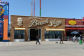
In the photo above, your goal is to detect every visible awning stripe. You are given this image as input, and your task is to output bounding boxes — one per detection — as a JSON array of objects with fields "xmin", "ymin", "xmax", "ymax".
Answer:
[
  {"xmin": 15, "ymin": 28, "xmax": 25, "ymax": 30},
  {"xmin": 46, "ymin": 29, "xmax": 65, "ymax": 31}
]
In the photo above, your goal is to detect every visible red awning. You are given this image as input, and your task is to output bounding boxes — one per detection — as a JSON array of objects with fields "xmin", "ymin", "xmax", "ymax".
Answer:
[{"xmin": 66, "ymin": 28, "xmax": 84, "ymax": 30}]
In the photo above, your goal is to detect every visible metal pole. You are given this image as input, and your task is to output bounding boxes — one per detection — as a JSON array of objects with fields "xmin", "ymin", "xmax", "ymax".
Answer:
[
  {"xmin": 34, "ymin": 0, "xmax": 35, "ymax": 16},
  {"xmin": 8, "ymin": 3, "xmax": 9, "ymax": 34},
  {"xmin": 31, "ymin": 0, "xmax": 33, "ymax": 16},
  {"xmin": 40, "ymin": 0, "xmax": 41, "ymax": 17}
]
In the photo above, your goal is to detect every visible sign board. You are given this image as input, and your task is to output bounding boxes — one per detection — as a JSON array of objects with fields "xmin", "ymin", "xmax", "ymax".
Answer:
[
  {"xmin": 69, "ymin": 20, "xmax": 76, "ymax": 25},
  {"xmin": 29, "ymin": 19, "xmax": 62, "ymax": 27},
  {"xmin": 17, "ymin": 17, "xmax": 23, "ymax": 26},
  {"xmin": 0, "ymin": 5, "xmax": 4, "ymax": 16}
]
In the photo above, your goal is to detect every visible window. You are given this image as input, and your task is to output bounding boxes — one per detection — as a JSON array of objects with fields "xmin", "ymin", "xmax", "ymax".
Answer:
[
  {"xmin": 45, "ymin": 31, "xmax": 62, "ymax": 39},
  {"xmin": 14, "ymin": 30, "xmax": 25, "ymax": 39}
]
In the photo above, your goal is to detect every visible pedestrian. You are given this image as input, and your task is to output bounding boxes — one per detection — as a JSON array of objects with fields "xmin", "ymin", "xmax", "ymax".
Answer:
[
  {"xmin": 73, "ymin": 35, "xmax": 76, "ymax": 42},
  {"xmin": 78, "ymin": 36, "xmax": 80, "ymax": 42},
  {"xmin": 36, "ymin": 35, "xmax": 40, "ymax": 45},
  {"xmin": 59, "ymin": 35, "xmax": 63, "ymax": 44},
  {"xmin": 79, "ymin": 35, "xmax": 83, "ymax": 45}
]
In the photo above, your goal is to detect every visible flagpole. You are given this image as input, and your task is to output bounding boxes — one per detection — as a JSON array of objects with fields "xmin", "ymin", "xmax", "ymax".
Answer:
[
  {"xmin": 40, "ymin": 0, "xmax": 41, "ymax": 17},
  {"xmin": 31, "ymin": 0, "xmax": 33, "ymax": 16},
  {"xmin": 34, "ymin": 0, "xmax": 35, "ymax": 16}
]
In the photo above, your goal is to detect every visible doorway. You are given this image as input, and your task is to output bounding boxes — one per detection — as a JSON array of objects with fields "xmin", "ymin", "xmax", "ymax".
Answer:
[{"xmin": 30, "ymin": 29, "xmax": 41, "ymax": 41}]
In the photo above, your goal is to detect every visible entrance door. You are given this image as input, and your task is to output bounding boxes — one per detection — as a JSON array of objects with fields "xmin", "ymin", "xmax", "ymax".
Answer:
[{"xmin": 30, "ymin": 29, "xmax": 41, "ymax": 41}]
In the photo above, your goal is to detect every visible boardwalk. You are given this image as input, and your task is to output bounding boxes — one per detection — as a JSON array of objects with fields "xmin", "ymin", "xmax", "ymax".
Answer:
[{"xmin": 0, "ymin": 41, "xmax": 83, "ymax": 56}]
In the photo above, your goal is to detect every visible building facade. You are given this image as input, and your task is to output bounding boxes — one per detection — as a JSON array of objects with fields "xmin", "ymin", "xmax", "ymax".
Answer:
[
  {"xmin": 10, "ymin": 15, "xmax": 65, "ymax": 42},
  {"xmin": 65, "ymin": 19, "xmax": 84, "ymax": 41}
]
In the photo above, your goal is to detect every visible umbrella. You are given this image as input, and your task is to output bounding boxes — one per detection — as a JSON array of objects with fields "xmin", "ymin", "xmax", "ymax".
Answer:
[{"xmin": 71, "ymin": 31, "xmax": 79, "ymax": 34}]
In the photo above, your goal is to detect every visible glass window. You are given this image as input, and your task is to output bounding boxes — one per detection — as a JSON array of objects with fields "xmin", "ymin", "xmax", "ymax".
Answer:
[
  {"xmin": 45, "ymin": 31, "xmax": 62, "ymax": 39},
  {"xmin": 14, "ymin": 30, "xmax": 25, "ymax": 39}
]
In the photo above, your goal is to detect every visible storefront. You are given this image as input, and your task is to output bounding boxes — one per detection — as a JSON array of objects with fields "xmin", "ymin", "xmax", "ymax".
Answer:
[
  {"xmin": 65, "ymin": 19, "xmax": 84, "ymax": 41},
  {"xmin": 10, "ymin": 15, "xmax": 65, "ymax": 42}
]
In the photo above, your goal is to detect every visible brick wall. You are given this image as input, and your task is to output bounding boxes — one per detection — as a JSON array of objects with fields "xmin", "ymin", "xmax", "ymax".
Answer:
[{"xmin": 10, "ymin": 15, "xmax": 65, "ymax": 41}]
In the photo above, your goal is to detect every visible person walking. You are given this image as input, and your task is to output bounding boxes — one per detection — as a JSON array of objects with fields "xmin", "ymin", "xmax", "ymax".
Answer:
[
  {"xmin": 36, "ymin": 35, "xmax": 40, "ymax": 45},
  {"xmin": 59, "ymin": 33, "xmax": 63, "ymax": 44},
  {"xmin": 78, "ymin": 36, "xmax": 80, "ymax": 42},
  {"xmin": 73, "ymin": 35, "xmax": 76, "ymax": 42},
  {"xmin": 79, "ymin": 35, "xmax": 83, "ymax": 45}
]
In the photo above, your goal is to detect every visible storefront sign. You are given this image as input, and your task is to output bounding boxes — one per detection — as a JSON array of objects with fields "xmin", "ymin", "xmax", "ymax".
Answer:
[
  {"xmin": 48, "ymin": 19, "xmax": 62, "ymax": 27},
  {"xmin": 17, "ymin": 17, "xmax": 23, "ymax": 26},
  {"xmin": 29, "ymin": 19, "xmax": 62, "ymax": 27},
  {"xmin": 29, "ymin": 19, "xmax": 48, "ymax": 27},
  {"xmin": 69, "ymin": 20, "xmax": 76, "ymax": 25}
]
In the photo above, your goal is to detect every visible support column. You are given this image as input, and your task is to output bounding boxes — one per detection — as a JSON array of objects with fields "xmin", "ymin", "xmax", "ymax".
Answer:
[
  {"xmin": 41, "ymin": 28, "xmax": 45, "ymax": 41},
  {"xmin": 62, "ymin": 31, "xmax": 65, "ymax": 41},
  {"xmin": 64, "ymin": 31, "xmax": 67, "ymax": 41},
  {"xmin": 10, "ymin": 27, "xmax": 14, "ymax": 42},
  {"xmin": 25, "ymin": 28, "xmax": 28, "ymax": 41},
  {"xmin": 3, "ymin": 16, "xmax": 9, "ymax": 42}
]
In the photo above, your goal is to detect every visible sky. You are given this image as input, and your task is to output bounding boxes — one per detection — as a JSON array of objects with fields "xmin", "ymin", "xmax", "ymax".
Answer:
[{"xmin": 2, "ymin": 0, "xmax": 84, "ymax": 22}]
